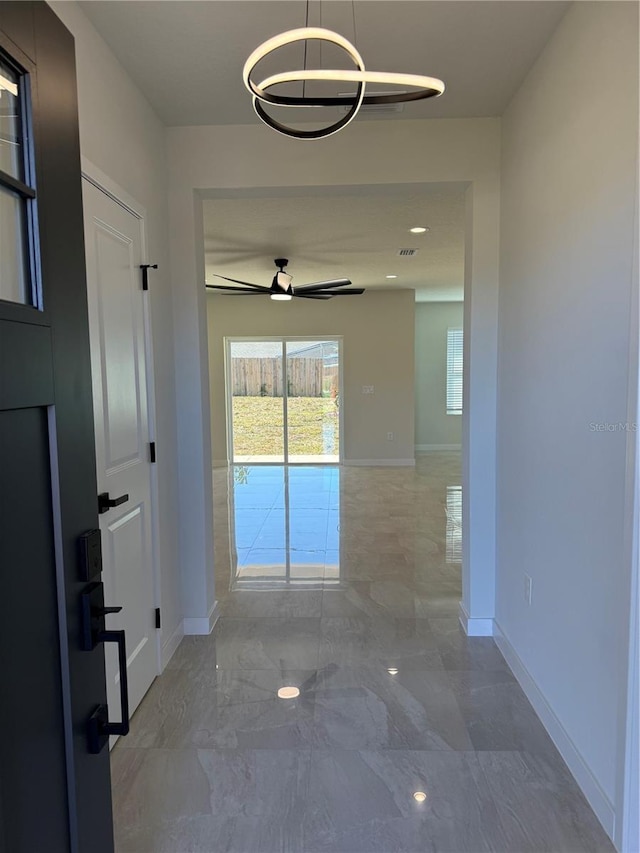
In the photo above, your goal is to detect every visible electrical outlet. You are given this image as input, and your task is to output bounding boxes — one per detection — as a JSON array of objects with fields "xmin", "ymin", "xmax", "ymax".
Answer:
[
  {"xmin": 362, "ymin": 385, "xmax": 374, "ymax": 394},
  {"xmin": 387, "ymin": 432, "xmax": 394, "ymax": 441},
  {"xmin": 524, "ymin": 574, "xmax": 532, "ymax": 605}
]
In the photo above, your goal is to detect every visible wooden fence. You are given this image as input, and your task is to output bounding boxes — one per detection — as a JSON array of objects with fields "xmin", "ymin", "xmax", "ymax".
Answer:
[{"xmin": 231, "ymin": 358, "xmax": 338, "ymax": 397}]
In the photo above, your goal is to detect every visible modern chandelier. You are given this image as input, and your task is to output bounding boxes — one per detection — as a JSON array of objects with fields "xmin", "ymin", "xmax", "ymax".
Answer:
[{"xmin": 243, "ymin": 5, "xmax": 445, "ymax": 140}]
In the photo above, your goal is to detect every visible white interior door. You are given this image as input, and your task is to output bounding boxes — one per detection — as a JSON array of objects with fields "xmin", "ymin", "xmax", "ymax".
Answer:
[{"xmin": 82, "ymin": 178, "xmax": 158, "ymax": 732}]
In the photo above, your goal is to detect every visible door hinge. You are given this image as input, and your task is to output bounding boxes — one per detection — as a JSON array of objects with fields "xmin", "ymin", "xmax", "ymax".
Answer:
[
  {"xmin": 140, "ymin": 263, "xmax": 158, "ymax": 291},
  {"xmin": 155, "ymin": 607, "xmax": 161, "ymax": 630},
  {"xmin": 149, "ymin": 441, "xmax": 156, "ymax": 463}
]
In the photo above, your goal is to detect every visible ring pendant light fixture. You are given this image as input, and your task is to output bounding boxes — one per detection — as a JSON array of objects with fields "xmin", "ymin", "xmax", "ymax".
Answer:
[{"xmin": 243, "ymin": 3, "xmax": 445, "ymax": 140}]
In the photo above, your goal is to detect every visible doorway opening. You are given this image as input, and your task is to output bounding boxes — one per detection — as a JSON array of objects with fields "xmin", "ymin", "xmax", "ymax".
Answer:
[{"xmin": 225, "ymin": 337, "xmax": 342, "ymax": 464}]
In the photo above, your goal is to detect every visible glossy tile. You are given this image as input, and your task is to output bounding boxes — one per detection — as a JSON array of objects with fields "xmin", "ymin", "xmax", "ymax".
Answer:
[
  {"xmin": 413, "ymin": 592, "xmax": 461, "ymax": 619},
  {"xmin": 445, "ymin": 670, "xmax": 562, "ymax": 758},
  {"xmin": 429, "ymin": 617, "xmax": 513, "ymax": 671},
  {"xmin": 164, "ymin": 633, "xmax": 219, "ymax": 676},
  {"xmin": 311, "ymin": 665, "xmax": 471, "ymax": 750},
  {"xmin": 303, "ymin": 750, "xmax": 508, "ymax": 852},
  {"xmin": 113, "ymin": 456, "xmax": 609, "ymax": 853},
  {"xmin": 288, "ymin": 508, "xmax": 332, "ymax": 532},
  {"xmin": 289, "ymin": 528, "xmax": 328, "ymax": 551},
  {"xmin": 120, "ymin": 668, "xmax": 319, "ymax": 750},
  {"xmin": 318, "ymin": 616, "xmax": 441, "ymax": 670},
  {"xmin": 112, "ymin": 747, "xmax": 309, "ymax": 852},
  {"xmin": 213, "ymin": 617, "xmax": 320, "ymax": 670},
  {"xmin": 478, "ymin": 751, "xmax": 615, "ymax": 852},
  {"xmin": 322, "ymin": 579, "xmax": 456, "ymax": 619},
  {"xmin": 220, "ymin": 590, "xmax": 323, "ymax": 618}
]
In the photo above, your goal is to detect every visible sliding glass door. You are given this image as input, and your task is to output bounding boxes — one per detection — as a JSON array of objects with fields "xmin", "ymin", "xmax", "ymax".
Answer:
[
  {"xmin": 228, "ymin": 341, "xmax": 285, "ymax": 463},
  {"xmin": 227, "ymin": 337, "xmax": 341, "ymax": 464},
  {"xmin": 286, "ymin": 340, "xmax": 340, "ymax": 463}
]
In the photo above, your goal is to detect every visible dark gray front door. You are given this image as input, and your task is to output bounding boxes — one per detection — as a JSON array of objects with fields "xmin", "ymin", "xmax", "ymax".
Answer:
[{"xmin": 0, "ymin": 3, "xmax": 114, "ymax": 851}]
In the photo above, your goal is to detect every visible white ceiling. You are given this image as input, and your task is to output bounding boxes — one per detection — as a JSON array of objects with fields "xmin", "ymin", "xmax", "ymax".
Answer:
[
  {"xmin": 202, "ymin": 184, "xmax": 466, "ymax": 301},
  {"xmin": 79, "ymin": 1, "xmax": 569, "ymax": 127},
  {"xmin": 79, "ymin": 1, "xmax": 568, "ymax": 302}
]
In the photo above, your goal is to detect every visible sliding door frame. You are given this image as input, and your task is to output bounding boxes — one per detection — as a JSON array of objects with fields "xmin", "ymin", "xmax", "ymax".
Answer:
[{"xmin": 224, "ymin": 335, "xmax": 344, "ymax": 465}]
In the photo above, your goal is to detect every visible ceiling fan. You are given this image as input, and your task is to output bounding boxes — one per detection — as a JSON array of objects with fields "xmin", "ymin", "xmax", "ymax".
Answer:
[{"xmin": 205, "ymin": 258, "xmax": 365, "ymax": 301}]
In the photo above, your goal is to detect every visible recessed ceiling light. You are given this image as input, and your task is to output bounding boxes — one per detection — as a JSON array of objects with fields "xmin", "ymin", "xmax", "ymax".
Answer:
[
  {"xmin": 413, "ymin": 791, "xmax": 427, "ymax": 803},
  {"xmin": 385, "ymin": 275, "xmax": 398, "ymax": 279},
  {"xmin": 387, "ymin": 668, "xmax": 399, "ymax": 675},
  {"xmin": 409, "ymin": 226, "xmax": 429, "ymax": 234},
  {"xmin": 277, "ymin": 686, "xmax": 300, "ymax": 699}
]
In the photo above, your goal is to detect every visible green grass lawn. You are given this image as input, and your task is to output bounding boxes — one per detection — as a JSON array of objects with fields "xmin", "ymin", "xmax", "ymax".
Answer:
[{"xmin": 232, "ymin": 396, "xmax": 339, "ymax": 457}]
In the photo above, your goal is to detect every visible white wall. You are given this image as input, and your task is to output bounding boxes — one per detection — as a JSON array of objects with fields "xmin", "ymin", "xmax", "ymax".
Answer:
[
  {"xmin": 496, "ymin": 2, "xmax": 638, "ymax": 843},
  {"xmin": 49, "ymin": 2, "xmax": 183, "ymax": 665},
  {"xmin": 208, "ymin": 290, "xmax": 416, "ymax": 464},
  {"xmin": 167, "ymin": 117, "xmax": 501, "ymax": 634},
  {"xmin": 415, "ymin": 302, "xmax": 463, "ymax": 450}
]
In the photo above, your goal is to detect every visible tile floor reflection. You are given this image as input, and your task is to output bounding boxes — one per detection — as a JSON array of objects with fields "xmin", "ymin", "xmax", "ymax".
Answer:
[
  {"xmin": 227, "ymin": 465, "xmax": 340, "ymax": 589},
  {"xmin": 112, "ymin": 455, "xmax": 613, "ymax": 853}
]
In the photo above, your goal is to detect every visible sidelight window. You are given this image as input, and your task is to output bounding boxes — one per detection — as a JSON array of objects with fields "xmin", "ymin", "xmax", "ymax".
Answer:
[{"xmin": 0, "ymin": 53, "xmax": 38, "ymax": 307}]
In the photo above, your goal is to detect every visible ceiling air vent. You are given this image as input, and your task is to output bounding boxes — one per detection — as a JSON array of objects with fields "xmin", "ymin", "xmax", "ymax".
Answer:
[
  {"xmin": 397, "ymin": 248, "xmax": 419, "ymax": 257},
  {"xmin": 337, "ymin": 92, "xmax": 406, "ymax": 115}
]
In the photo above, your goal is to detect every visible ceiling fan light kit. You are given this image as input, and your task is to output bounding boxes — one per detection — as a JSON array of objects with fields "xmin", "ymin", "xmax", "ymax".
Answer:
[
  {"xmin": 206, "ymin": 258, "xmax": 365, "ymax": 301},
  {"xmin": 243, "ymin": 21, "xmax": 445, "ymax": 140}
]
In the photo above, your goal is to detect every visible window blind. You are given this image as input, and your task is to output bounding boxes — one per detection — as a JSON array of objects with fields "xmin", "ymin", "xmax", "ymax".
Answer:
[{"xmin": 446, "ymin": 328, "xmax": 463, "ymax": 415}]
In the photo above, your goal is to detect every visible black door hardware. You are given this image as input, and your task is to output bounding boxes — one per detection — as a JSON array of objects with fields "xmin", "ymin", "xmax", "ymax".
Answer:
[
  {"xmin": 81, "ymin": 581, "xmax": 130, "ymax": 753},
  {"xmin": 87, "ymin": 628, "xmax": 130, "ymax": 753},
  {"xmin": 80, "ymin": 581, "xmax": 122, "ymax": 651},
  {"xmin": 97, "ymin": 491, "xmax": 129, "ymax": 514},
  {"xmin": 78, "ymin": 528, "xmax": 103, "ymax": 582},
  {"xmin": 140, "ymin": 263, "xmax": 158, "ymax": 291}
]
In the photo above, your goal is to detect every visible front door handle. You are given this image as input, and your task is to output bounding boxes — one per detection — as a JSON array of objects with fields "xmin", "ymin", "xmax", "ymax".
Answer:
[
  {"xmin": 80, "ymin": 582, "xmax": 131, "ymax": 753},
  {"xmin": 87, "ymin": 629, "xmax": 130, "ymax": 753},
  {"xmin": 80, "ymin": 582, "xmax": 122, "ymax": 650},
  {"xmin": 98, "ymin": 492, "xmax": 129, "ymax": 514}
]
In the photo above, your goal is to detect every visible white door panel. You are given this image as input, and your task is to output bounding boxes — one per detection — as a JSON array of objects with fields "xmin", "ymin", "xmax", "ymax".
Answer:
[
  {"xmin": 83, "ymin": 179, "xmax": 157, "ymax": 733},
  {"xmin": 94, "ymin": 220, "xmax": 144, "ymax": 469}
]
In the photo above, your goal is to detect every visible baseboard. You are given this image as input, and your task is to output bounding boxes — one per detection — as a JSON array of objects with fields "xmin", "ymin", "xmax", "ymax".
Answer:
[
  {"xmin": 161, "ymin": 619, "xmax": 184, "ymax": 670},
  {"xmin": 415, "ymin": 444, "xmax": 462, "ymax": 453},
  {"xmin": 493, "ymin": 621, "xmax": 616, "ymax": 842},
  {"xmin": 342, "ymin": 458, "xmax": 416, "ymax": 467},
  {"xmin": 458, "ymin": 601, "xmax": 494, "ymax": 636},
  {"xmin": 183, "ymin": 600, "xmax": 220, "ymax": 636}
]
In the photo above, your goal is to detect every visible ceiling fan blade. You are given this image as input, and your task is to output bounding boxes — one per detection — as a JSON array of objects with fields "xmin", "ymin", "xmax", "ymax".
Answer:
[
  {"xmin": 206, "ymin": 284, "xmax": 264, "ymax": 294},
  {"xmin": 301, "ymin": 288, "xmax": 365, "ymax": 296},
  {"xmin": 295, "ymin": 293, "xmax": 333, "ymax": 300},
  {"xmin": 295, "ymin": 278, "xmax": 352, "ymax": 293},
  {"xmin": 212, "ymin": 273, "xmax": 271, "ymax": 292}
]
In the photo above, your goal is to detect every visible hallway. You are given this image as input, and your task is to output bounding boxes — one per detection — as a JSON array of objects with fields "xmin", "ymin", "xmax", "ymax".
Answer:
[{"xmin": 111, "ymin": 456, "xmax": 612, "ymax": 852}]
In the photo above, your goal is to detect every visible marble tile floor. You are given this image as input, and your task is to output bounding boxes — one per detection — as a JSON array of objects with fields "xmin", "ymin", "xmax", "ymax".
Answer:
[{"xmin": 112, "ymin": 456, "xmax": 613, "ymax": 853}]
